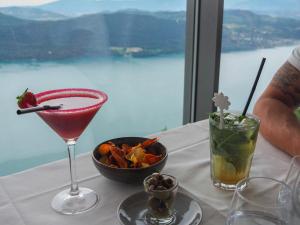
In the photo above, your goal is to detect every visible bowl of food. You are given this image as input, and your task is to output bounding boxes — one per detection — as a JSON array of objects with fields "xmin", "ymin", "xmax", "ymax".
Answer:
[{"xmin": 92, "ymin": 137, "xmax": 168, "ymax": 184}]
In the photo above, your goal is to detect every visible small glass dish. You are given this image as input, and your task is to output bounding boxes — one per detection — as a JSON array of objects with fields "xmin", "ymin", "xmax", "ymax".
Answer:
[{"xmin": 143, "ymin": 173, "xmax": 178, "ymax": 225}]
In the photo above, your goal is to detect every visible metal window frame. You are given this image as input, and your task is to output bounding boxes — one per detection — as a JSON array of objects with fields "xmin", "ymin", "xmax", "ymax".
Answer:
[{"xmin": 183, "ymin": 0, "xmax": 224, "ymax": 123}]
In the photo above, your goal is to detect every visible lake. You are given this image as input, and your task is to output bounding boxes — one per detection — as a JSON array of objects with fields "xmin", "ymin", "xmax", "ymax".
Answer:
[{"xmin": 0, "ymin": 45, "xmax": 297, "ymax": 175}]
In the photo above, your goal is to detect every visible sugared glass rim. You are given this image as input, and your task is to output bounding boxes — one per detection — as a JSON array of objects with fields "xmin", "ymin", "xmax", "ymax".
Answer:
[
  {"xmin": 143, "ymin": 174, "xmax": 178, "ymax": 193},
  {"xmin": 35, "ymin": 88, "xmax": 108, "ymax": 113},
  {"xmin": 209, "ymin": 111, "xmax": 260, "ymax": 130},
  {"xmin": 235, "ymin": 176, "xmax": 291, "ymax": 210}
]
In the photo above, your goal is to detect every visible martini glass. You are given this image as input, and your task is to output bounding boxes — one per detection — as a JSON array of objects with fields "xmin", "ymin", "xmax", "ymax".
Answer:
[{"xmin": 35, "ymin": 88, "xmax": 108, "ymax": 215}]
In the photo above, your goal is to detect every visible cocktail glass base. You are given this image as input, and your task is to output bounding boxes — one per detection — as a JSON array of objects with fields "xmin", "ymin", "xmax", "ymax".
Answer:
[{"xmin": 51, "ymin": 187, "xmax": 99, "ymax": 215}]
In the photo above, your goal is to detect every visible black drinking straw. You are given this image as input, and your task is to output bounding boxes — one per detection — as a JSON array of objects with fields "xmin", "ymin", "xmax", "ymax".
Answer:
[
  {"xmin": 17, "ymin": 105, "xmax": 62, "ymax": 115},
  {"xmin": 242, "ymin": 57, "xmax": 266, "ymax": 116}
]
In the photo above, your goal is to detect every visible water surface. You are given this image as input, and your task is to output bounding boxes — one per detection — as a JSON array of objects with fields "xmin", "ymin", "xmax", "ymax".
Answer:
[{"xmin": 0, "ymin": 45, "xmax": 297, "ymax": 175}]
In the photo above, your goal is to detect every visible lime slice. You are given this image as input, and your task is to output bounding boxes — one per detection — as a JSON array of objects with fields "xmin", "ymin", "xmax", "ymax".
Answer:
[{"xmin": 212, "ymin": 155, "xmax": 236, "ymax": 182}]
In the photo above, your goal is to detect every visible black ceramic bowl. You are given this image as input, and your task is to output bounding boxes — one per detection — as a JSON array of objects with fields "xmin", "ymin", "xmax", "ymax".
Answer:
[{"xmin": 92, "ymin": 137, "xmax": 168, "ymax": 184}]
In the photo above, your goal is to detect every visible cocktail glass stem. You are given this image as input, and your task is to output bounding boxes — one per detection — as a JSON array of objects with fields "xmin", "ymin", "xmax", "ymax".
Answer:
[
  {"xmin": 51, "ymin": 139, "xmax": 99, "ymax": 214},
  {"xmin": 67, "ymin": 140, "xmax": 79, "ymax": 195}
]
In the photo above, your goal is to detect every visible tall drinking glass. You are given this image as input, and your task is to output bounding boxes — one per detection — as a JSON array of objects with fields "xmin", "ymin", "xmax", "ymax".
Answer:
[
  {"xmin": 227, "ymin": 177, "xmax": 292, "ymax": 225},
  {"xmin": 35, "ymin": 88, "xmax": 108, "ymax": 214},
  {"xmin": 209, "ymin": 112, "xmax": 260, "ymax": 190}
]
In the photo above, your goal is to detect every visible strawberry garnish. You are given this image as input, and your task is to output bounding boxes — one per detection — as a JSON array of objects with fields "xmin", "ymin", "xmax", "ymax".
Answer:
[{"xmin": 17, "ymin": 88, "xmax": 37, "ymax": 109}]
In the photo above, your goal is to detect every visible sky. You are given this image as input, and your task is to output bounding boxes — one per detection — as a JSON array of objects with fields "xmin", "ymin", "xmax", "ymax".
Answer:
[{"xmin": 0, "ymin": 0, "xmax": 57, "ymax": 7}]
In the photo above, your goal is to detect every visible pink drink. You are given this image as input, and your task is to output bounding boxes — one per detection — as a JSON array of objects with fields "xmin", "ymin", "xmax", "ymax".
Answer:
[{"xmin": 35, "ymin": 88, "xmax": 108, "ymax": 141}]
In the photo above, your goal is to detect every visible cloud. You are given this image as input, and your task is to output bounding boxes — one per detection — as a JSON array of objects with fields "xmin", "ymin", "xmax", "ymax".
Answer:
[{"xmin": 0, "ymin": 0, "xmax": 58, "ymax": 7}]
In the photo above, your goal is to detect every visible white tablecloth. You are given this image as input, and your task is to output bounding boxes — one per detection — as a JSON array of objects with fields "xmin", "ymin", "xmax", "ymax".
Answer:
[{"xmin": 0, "ymin": 120, "xmax": 296, "ymax": 225}]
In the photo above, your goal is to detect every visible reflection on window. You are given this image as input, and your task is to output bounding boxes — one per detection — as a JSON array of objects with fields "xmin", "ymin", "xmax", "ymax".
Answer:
[
  {"xmin": 220, "ymin": 0, "xmax": 300, "ymax": 111},
  {"xmin": 0, "ymin": 0, "xmax": 187, "ymax": 175}
]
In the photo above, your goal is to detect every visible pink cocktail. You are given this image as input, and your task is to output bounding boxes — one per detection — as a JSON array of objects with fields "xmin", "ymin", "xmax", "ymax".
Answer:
[
  {"xmin": 36, "ymin": 89, "xmax": 106, "ymax": 141},
  {"xmin": 35, "ymin": 88, "xmax": 108, "ymax": 215}
]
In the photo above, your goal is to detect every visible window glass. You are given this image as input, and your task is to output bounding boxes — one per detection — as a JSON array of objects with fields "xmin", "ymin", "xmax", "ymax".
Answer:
[
  {"xmin": 0, "ymin": 0, "xmax": 187, "ymax": 175},
  {"xmin": 220, "ymin": 0, "xmax": 300, "ymax": 111}
]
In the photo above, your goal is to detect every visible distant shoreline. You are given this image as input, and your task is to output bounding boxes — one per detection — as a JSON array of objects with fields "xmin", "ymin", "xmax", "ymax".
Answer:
[{"xmin": 1, "ymin": 43, "xmax": 299, "ymax": 65}]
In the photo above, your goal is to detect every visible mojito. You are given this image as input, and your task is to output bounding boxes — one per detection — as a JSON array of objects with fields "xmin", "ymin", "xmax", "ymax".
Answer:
[{"xmin": 209, "ymin": 112, "xmax": 260, "ymax": 190}]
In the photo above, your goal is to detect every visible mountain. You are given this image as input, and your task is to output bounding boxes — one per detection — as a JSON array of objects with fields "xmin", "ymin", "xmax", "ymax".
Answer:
[
  {"xmin": 0, "ymin": 7, "xmax": 67, "ymax": 20},
  {"xmin": 222, "ymin": 10, "xmax": 300, "ymax": 51},
  {"xmin": 38, "ymin": 0, "xmax": 186, "ymax": 16},
  {"xmin": 0, "ymin": 10, "xmax": 299, "ymax": 61},
  {"xmin": 0, "ymin": 12, "xmax": 29, "ymax": 26},
  {"xmin": 225, "ymin": 0, "xmax": 300, "ymax": 18},
  {"xmin": 119, "ymin": 9, "xmax": 186, "ymax": 22},
  {"xmin": 38, "ymin": 0, "xmax": 300, "ymax": 18},
  {"xmin": 225, "ymin": 0, "xmax": 300, "ymax": 11},
  {"xmin": 0, "ymin": 11, "xmax": 185, "ymax": 61}
]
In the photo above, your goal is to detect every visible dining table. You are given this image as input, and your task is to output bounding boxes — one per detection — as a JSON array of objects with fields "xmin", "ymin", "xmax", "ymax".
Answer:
[{"xmin": 0, "ymin": 119, "xmax": 297, "ymax": 225}]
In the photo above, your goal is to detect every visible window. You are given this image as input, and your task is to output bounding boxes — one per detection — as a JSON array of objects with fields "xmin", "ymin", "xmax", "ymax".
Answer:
[
  {"xmin": 188, "ymin": 0, "xmax": 300, "ymax": 121},
  {"xmin": 219, "ymin": 0, "xmax": 300, "ymax": 111},
  {"xmin": 184, "ymin": 0, "xmax": 223, "ymax": 122},
  {"xmin": 0, "ymin": 0, "xmax": 189, "ymax": 175}
]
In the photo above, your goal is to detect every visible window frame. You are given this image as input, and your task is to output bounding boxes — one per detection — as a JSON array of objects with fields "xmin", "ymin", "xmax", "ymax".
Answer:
[{"xmin": 183, "ymin": 0, "xmax": 224, "ymax": 123}]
